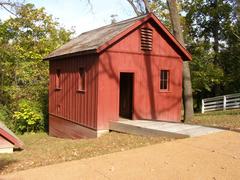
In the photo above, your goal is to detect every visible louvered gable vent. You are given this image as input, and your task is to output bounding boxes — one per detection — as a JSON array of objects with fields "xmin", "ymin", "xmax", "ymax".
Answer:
[{"xmin": 141, "ymin": 28, "xmax": 153, "ymax": 51}]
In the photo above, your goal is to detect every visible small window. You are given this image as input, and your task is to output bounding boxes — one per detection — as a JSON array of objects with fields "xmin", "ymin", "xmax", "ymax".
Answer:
[
  {"xmin": 160, "ymin": 70, "xmax": 169, "ymax": 91},
  {"xmin": 56, "ymin": 69, "xmax": 61, "ymax": 89},
  {"xmin": 78, "ymin": 68, "xmax": 85, "ymax": 91},
  {"xmin": 141, "ymin": 28, "xmax": 153, "ymax": 51}
]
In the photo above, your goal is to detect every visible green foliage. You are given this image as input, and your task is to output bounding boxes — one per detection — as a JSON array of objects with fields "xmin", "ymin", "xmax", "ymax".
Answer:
[
  {"xmin": 182, "ymin": 0, "xmax": 233, "ymax": 44},
  {"xmin": 149, "ymin": 0, "xmax": 171, "ymax": 29},
  {"xmin": 0, "ymin": 3, "xmax": 73, "ymax": 133},
  {"xmin": 188, "ymin": 42, "xmax": 224, "ymax": 110},
  {"xmin": 179, "ymin": 0, "xmax": 240, "ymax": 110},
  {"xmin": 0, "ymin": 3, "xmax": 73, "ymax": 101},
  {"xmin": 13, "ymin": 100, "xmax": 45, "ymax": 134},
  {"xmin": 0, "ymin": 107, "xmax": 7, "ymax": 122},
  {"xmin": 0, "ymin": 104, "xmax": 11, "ymax": 125},
  {"xmin": 189, "ymin": 43, "xmax": 224, "ymax": 93},
  {"xmin": 218, "ymin": 18, "xmax": 240, "ymax": 93}
]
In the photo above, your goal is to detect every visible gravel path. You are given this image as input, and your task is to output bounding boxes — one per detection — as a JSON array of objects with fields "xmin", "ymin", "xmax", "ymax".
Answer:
[{"xmin": 1, "ymin": 131, "xmax": 240, "ymax": 180}]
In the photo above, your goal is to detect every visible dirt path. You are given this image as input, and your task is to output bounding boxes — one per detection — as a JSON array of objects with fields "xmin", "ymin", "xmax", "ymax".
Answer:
[{"xmin": 1, "ymin": 131, "xmax": 240, "ymax": 180}]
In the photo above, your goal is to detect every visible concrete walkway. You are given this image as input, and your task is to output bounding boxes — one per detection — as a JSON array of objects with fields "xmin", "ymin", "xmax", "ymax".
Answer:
[
  {"xmin": 1, "ymin": 131, "xmax": 240, "ymax": 180},
  {"xmin": 110, "ymin": 120, "xmax": 224, "ymax": 138}
]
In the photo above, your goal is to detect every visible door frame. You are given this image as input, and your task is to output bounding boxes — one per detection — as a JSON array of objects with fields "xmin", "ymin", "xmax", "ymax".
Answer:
[{"xmin": 118, "ymin": 72, "xmax": 135, "ymax": 120}]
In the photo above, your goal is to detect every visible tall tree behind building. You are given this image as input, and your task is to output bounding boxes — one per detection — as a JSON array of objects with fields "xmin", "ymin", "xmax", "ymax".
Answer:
[{"xmin": 166, "ymin": 0, "xmax": 193, "ymax": 121}]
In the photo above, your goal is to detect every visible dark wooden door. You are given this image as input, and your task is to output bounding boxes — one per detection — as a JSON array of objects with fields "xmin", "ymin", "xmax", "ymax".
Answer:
[{"xmin": 119, "ymin": 73, "xmax": 133, "ymax": 119}]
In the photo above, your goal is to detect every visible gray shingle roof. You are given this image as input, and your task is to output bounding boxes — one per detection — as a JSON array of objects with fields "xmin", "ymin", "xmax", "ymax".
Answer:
[{"xmin": 46, "ymin": 14, "xmax": 147, "ymax": 59}]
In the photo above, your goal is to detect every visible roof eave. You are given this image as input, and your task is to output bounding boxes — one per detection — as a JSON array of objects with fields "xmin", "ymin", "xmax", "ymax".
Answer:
[
  {"xmin": 149, "ymin": 13, "xmax": 192, "ymax": 61},
  {"xmin": 43, "ymin": 49, "xmax": 98, "ymax": 61},
  {"xmin": 0, "ymin": 128, "xmax": 24, "ymax": 149}
]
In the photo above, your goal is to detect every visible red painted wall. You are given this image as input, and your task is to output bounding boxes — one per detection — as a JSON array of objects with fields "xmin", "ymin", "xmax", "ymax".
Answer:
[
  {"xmin": 49, "ymin": 20, "xmax": 184, "ymax": 136},
  {"xmin": 49, "ymin": 54, "xmax": 98, "ymax": 130},
  {"xmin": 97, "ymin": 21, "xmax": 183, "ymax": 130}
]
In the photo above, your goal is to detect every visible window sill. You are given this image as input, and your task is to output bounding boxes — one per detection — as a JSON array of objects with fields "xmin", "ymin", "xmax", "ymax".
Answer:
[{"xmin": 159, "ymin": 90, "xmax": 171, "ymax": 93}]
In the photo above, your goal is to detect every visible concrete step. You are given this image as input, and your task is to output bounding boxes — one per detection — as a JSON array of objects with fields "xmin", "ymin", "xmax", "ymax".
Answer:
[
  {"xmin": 110, "ymin": 121, "xmax": 189, "ymax": 139},
  {"xmin": 110, "ymin": 120, "xmax": 225, "ymax": 138},
  {"xmin": 176, "ymin": 126, "xmax": 224, "ymax": 137}
]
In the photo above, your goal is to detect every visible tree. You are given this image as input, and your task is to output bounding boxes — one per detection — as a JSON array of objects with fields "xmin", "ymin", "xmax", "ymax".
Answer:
[
  {"xmin": 166, "ymin": 0, "xmax": 194, "ymax": 121},
  {"xmin": 127, "ymin": 0, "xmax": 171, "ymax": 28},
  {"xmin": 217, "ymin": 0, "xmax": 240, "ymax": 93},
  {"xmin": 182, "ymin": 0, "xmax": 239, "ymax": 97},
  {"xmin": 127, "ymin": 0, "xmax": 150, "ymax": 15},
  {"xmin": 150, "ymin": 0, "xmax": 171, "ymax": 29},
  {"xmin": 0, "ymin": 3, "xmax": 73, "ymax": 132},
  {"xmin": 236, "ymin": 0, "xmax": 240, "ymax": 21},
  {"xmin": 188, "ymin": 42, "xmax": 224, "ymax": 110},
  {"xmin": 182, "ymin": 0, "xmax": 233, "ymax": 65},
  {"xmin": 0, "ymin": 0, "xmax": 23, "ymax": 15}
]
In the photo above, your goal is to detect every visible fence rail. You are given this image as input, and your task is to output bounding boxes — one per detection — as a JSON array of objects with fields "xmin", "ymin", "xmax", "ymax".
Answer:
[{"xmin": 202, "ymin": 93, "xmax": 240, "ymax": 113}]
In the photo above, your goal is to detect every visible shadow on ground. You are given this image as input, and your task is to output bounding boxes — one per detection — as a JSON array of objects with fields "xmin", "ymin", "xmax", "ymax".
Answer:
[{"xmin": 0, "ymin": 158, "xmax": 17, "ymax": 172}]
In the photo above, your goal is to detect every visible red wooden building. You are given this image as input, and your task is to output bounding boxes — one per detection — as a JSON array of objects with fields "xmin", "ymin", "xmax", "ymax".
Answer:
[
  {"xmin": 45, "ymin": 13, "xmax": 192, "ymax": 139},
  {"xmin": 0, "ymin": 121, "xmax": 24, "ymax": 153}
]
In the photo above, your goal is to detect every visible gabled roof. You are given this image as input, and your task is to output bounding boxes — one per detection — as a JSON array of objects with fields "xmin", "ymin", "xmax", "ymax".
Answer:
[
  {"xmin": 45, "ymin": 13, "xmax": 191, "ymax": 61},
  {"xmin": 0, "ymin": 121, "xmax": 24, "ymax": 149}
]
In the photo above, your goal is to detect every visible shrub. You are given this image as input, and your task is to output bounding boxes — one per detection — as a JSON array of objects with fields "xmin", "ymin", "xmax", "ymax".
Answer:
[
  {"xmin": 13, "ymin": 100, "xmax": 45, "ymax": 134},
  {"xmin": 0, "ymin": 105, "xmax": 8, "ymax": 122},
  {"xmin": 0, "ymin": 105, "xmax": 13, "ymax": 127}
]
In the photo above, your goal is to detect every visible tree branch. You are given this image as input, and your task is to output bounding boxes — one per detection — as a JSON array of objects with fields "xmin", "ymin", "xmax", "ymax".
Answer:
[
  {"xmin": 0, "ymin": 4, "xmax": 16, "ymax": 16},
  {"xmin": 143, "ymin": 0, "xmax": 151, "ymax": 13},
  {"xmin": 0, "ymin": 0, "xmax": 23, "ymax": 16},
  {"xmin": 127, "ymin": 0, "xmax": 142, "ymax": 16},
  {"xmin": 232, "ymin": 31, "xmax": 240, "ymax": 40},
  {"xmin": 86, "ymin": 0, "xmax": 94, "ymax": 13}
]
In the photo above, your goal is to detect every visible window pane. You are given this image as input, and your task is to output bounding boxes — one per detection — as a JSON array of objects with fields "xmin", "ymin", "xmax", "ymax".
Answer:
[
  {"xmin": 79, "ymin": 68, "xmax": 85, "ymax": 91},
  {"xmin": 160, "ymin": 80, "xmax": 164, "ymax": 89},
  {"xmin": 56, "ymin": 69, "xmax": 60, "ymax": 89},
  {"xmin": 164, "ymin": 80, "xmax": 167, "ymax": 89},
  {"xmin": 160, "ymin": 70, "xmax": 169, "ymax": 90},
  {"xmin": 161, "ymin": 70, "xmax": 165, "ymax": 80}
]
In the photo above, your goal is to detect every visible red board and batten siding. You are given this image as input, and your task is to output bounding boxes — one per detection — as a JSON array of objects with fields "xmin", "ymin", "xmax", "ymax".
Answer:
[
  {"xmin": 97, "ymin": 21, "xmax": 183, "ymax": 130},
  {"xmin": 47, "ymin": 14, "xmax": 190, "ymax": 138},
  {"xmin": 49, "ymin": 54, "xmax": 99, "ymax": 136}
]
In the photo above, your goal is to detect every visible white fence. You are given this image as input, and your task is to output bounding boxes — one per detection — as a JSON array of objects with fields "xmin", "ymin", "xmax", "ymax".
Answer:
[{"xmin": 202, "ymin": 93, "xmax": 240, "ymax": 113}]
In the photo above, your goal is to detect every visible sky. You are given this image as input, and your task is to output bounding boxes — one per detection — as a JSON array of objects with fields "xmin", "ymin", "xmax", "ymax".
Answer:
[{"xmin": 0, "ymin": 0, "xmax": 136, "ymax": 36}]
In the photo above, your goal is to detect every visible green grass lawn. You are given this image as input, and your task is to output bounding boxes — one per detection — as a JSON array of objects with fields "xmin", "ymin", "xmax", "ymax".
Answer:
[
  {"xmin": 187, "ymin": 109, "xmax": 240, "ymax": 129},
  {"xmin": 0, "ymin": 132, "xmax": 173, "ymax": 175}
]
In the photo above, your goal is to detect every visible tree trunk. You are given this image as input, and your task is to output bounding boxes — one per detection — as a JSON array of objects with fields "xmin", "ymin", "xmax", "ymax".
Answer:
[
  {"xmin": 167, "ymin": 0, "xmax": 194, "ymax": 121},
  {"xmin": 143, "ymin": 0, "xmax": 150, "ymax": 13},
  {"xmin": 127, "ymin": 0, "xmax": 143, "ymax": 16},
  {"xmin": 236, "ymin": 0, "xmax": 240, "ymax": 22},
  {"xmin": 126, "ymin": 0, "xmax": 150, "ymax": 16},
  {"xmin": 212, "ymin": 0, "xmax": 220, "ymax": 64}
]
